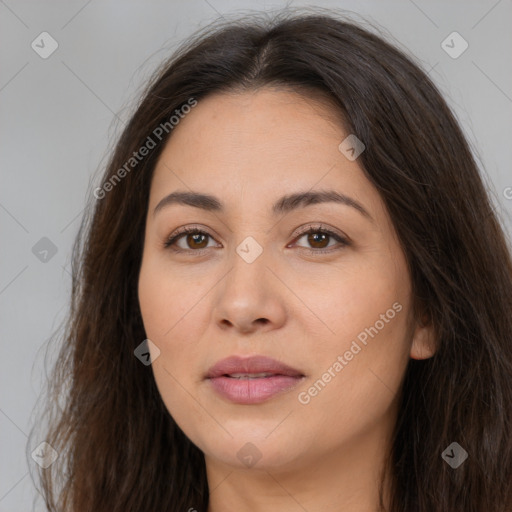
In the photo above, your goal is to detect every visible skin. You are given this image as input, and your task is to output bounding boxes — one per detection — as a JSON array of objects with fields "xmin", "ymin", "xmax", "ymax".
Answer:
[{"xmin": 138, "ymin": 87, "xmax": 436, "ymax": 512}]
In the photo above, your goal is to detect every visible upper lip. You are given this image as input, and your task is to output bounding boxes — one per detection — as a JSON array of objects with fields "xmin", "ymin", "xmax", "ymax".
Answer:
[{"xmin": 206, "ymin": 355, "xmax": 304, "ymax": 379}]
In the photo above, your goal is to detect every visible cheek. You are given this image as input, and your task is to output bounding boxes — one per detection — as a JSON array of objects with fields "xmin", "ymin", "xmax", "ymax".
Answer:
[
  {"xmin": 300, "ymin": 259, "xmax": 411, "ymax": 411},
  {"xmin": 317, "ymin": 256, "xmax": 408, "ymax": 346},
  {"xmin": 295, "ymin": 310, "xmax": 410, "ymax": 452},
  {"xmin": 138, "ymin": 261, "xmax": 209, "ymax": 433},
  {"xmin": 138, "ymin": 253, "xmax": 164, "ymax": 331},
  {"xmin": 138, "ymin": 255, "xmax": 206, "ymax": 340},
  {"xmin": 137, "ymin": 257, "xmax": 211, "ymax": 389}
]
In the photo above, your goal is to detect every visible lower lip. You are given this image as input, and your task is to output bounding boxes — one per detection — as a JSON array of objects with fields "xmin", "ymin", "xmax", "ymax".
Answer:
[{"xmin": 207, "ymin": 375, "xmax": 304, "ymax": 404}]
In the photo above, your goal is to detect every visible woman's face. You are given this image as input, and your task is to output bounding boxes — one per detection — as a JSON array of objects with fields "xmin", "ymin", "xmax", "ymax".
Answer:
[{"xmin": 138, "ymin": 87, "xmax": 434, "ymax": 473}]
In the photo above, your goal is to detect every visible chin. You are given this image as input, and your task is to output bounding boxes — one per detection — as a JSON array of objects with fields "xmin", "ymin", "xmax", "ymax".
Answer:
[{"xmin": 197, "ymin": 428, "xmax": 308, "ymax": 472}]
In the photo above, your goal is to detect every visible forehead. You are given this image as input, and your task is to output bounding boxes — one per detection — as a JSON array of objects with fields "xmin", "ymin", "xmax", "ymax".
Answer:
[{"xmin": 149, "ymin": 88, "xmax": 383, "ymax": 220}]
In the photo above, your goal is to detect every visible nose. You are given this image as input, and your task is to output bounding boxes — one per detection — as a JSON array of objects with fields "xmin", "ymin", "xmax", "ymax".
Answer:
[{"xmin": 212, "ymin": 248, "xmax": 287, "ymax": 335}]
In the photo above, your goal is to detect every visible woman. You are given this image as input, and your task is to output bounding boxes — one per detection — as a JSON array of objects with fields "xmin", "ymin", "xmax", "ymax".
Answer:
[{"xmin": 32, "ymin": 10, "xmax": 512, "ymax": 512}]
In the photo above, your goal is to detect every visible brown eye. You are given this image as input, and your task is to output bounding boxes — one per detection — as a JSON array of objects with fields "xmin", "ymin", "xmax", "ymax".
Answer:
[
  {"xmin": 305, "ymin": 232, "xmax": 330, "ymax": 249},
  {"xmin": 293, "ymin": 227, "xmax": 349, "ymax": 253},
  {"xmin": 164, "ymin": 228, "xmax": 216, "ymax": 252},
  {"xmin": 184, "ymin": 233, "xmax": 209, "ymax": 249},
  {"xmin": 164, "ymin": 225, "xmax": 349, "ymax": 255}
]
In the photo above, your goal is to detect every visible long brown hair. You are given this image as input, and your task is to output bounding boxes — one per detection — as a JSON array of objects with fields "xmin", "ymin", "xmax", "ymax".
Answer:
[{"xmin": 30, "ymin": 10, "xmax": 512, "ymax": 511}]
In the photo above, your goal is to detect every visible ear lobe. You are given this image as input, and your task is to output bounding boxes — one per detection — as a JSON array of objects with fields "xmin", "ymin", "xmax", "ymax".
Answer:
[{"xmin": 410, "ymin": 313, "xmax": 437, "ymax": 360}]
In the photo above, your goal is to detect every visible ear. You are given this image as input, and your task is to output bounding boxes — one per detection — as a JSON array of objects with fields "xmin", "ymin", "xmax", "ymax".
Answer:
[{"xmin": 410, "ymin": 311, "xmax": 437, "ymax": 360}]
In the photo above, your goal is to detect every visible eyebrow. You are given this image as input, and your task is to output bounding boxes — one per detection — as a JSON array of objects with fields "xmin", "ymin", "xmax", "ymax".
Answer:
[{"xmin": 153, "ymin": 189, "xmax": 373, "ymax": 222}]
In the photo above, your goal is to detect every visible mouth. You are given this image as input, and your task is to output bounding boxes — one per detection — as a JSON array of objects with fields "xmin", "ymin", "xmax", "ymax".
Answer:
[
  {"xmin": 223, "ymin": 372, "xmax": 284, "ymax": 379},
  {"xmin": 205, "ymin": 355, "xmax": 305, "ymax": 404}
]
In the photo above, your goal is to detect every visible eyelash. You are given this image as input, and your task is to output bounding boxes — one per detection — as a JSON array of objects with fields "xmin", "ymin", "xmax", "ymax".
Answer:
[{"xmin": 163, "ymin": 224, "xmax": 350, "ymax": 256}]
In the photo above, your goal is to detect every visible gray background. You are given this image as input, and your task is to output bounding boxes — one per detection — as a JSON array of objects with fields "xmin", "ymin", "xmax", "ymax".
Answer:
[{"xmin": 1, "ymin": 1, "xmax": 511, "ymax": 510}]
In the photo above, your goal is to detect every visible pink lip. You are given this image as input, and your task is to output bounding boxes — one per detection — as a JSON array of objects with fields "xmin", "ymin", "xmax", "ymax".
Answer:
[{"xmin": 206, "ymin": 355, "xmax": 305, "ymax": 404}]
